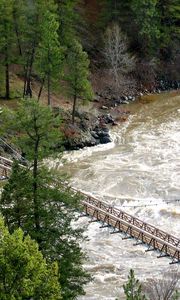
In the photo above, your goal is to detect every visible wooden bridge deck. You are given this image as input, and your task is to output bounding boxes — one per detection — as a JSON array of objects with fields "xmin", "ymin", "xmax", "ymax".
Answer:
[
  {"xmin": 75, "ymin": 189, "xmax": 180, "ymax": 264},
  {"xmin": 0, "ymin": 156, "xmax": 179, "ymax": 263}
]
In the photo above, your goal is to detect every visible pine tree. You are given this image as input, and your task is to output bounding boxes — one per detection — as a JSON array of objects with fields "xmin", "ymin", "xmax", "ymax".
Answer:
[
  {"xmin": 157, "ymin": 0, "xmax": 180, "ymax": 59},
  {"xmin": 21, "ymin": 0, "xmax": 54, "ymax": 98},
  {"xmin": 0, "ymin": 0, "xmax": 16, "ymax": 99},
  {"xmin": 11, "ymin": 0, "xmax": 26, "ymax": 57},
  {"xmin": 36, "ymin": 7, "xmax": 63, "ymax": 105},
  {"xmin": 98, "ymin": 0, "xmax": 134, "ymax": 33},
  {"xmin": 0, "ymin": 161, "xmax": 32, "ymax": 230},
  {"xmin": 130, "ymin": 0, "xmax": 161, "ymax": 56},
  {"xmin": 0, "ymin": 100, "xmax": 90, "ymax": 299},
  {"xmin": 56, "ymin": 0, "xmax": 79, "ymax": 49},
  {"xmin": 66, "ymin": 40, "xmax": 93, "ymax": 123},
  {"xmin": 99, "ymin": 0, "xmax": 127, "ymax": 25},
  {"xmin": 0, "ymin": 217, "xmax": 61, "ymax": 299},
  {"xmin": 21, "ymin": 0, "xmax": 42, "ymax": 98},
  {"xmin": 123, "ymin": 269, "xmax": 147, "ymax": 300}
]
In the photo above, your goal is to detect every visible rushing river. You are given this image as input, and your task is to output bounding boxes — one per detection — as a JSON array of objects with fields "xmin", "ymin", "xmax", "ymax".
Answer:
[{"xmin": 53, "ymin": 91, "xmax": 180, "ymax": 299}]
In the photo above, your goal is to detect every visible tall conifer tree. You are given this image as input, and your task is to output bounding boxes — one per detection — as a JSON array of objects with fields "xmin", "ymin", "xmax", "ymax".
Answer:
[
  {"xmin": 0, "ymin": 0, "xmax": 16, "ymax": 99},
  {"xmin": 66, "ymin": 40, "xmax": 93, "ymax": 123},
  {"xmin": 36, "ymin": 7, "xmax": 63, "ymax": 105},
  {"xmin": 0, "ymin": 100, "xmax": 90, "ymax": 299},
  {"xmin": 131, "ymin": 0, "xmax": 161, "ymax": 56}
]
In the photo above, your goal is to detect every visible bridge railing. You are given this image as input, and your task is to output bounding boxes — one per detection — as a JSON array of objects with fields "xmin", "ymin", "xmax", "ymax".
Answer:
[
  {"xmin": 0, "ymin": 165, "xmax": 179, "ymax": 262},
  {"xmin": 0, "ymin": 156, "xmax": 13, "ymax": 178},
  {"xmin": 0, "ymin": 156, "xmax": 13, "ymax": 168},
  {"xmin": 81, "ymin": 192, "xmax": 180, "ymax": 247},
  {"xmin": 0, "ymin": 156, "xmax": 27, "ymax": 178}
]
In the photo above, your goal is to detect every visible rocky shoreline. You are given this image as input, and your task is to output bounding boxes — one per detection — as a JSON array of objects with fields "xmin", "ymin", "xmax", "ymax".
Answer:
[
  {"xmin": 62, "ymin": 111, "xmax": 114, "ymax": 151},
  {"xmin": 1, "ymin": 79, "xmax": 179, "ymax": 154},
  {"xmin": 62, "ymin": 79, "xmax": 180, "ymax": 151}
]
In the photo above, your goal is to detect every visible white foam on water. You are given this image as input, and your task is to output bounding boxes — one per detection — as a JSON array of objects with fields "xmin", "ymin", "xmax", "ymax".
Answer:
[{"xmin": 51, "ymin": 93, "xmax": 180, "ymax": 299}]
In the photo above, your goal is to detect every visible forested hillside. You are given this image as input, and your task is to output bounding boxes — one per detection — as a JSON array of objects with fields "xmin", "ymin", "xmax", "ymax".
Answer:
[
  {"xmin": 0, "ymin": 0, "xmax": 179, "ymax": 104},
  {"xmin": 83, "ymin": 0, "xmax": 179, "ymax": 92},
  {"xmin": 0, "ymin": 2, "xmax": 180, "ymax": 299}
]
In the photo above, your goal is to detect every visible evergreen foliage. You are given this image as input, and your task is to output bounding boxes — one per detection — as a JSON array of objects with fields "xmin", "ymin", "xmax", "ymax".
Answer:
[
  {"xmin": 99, "ymin": 0, "xmax": 132, "ymax": 26},
  {"xmin": 98, "ymin": 0, "xmax": 179, "ymax": 63},
  {"xmin": 0, "ymin": 100, "xmax": 90, "ymax": 299},
  {"xmin": 0, "ymin": 1, "xmax": 179, "ymax": 299},
  {"xmin": 173, "ymin": 290, "xmax": 180, "ymax": 300},
  {"xmin": 66, "ymin": 40, "xmax": 93, "ymax": 123},
  {"xmin": 123, "ymin": 269, "xmax": 147, "ymax": 300},
  {"xmin": 0, "ymin": 0, "xmax": 178, "ymax": 101},
  {"xmin": 21, "ymin": 0, "xmax": 44, "ymax": 97},
  {"xmin": 157, "ymin": 0, "xmax": 180, "ymax": 60},
  {"xmin": 131, "ymin": 0, "xmax": 161, "ymax": 56},
  {"xmin": 36, "ymin": 3, "xmax": 63, "ymax": 105},
  {"xmin": 0, "ymin": 217, "xmax": 61, "ymax": 299},
  {"xmin": 0, "ymin": 0, "xmax": 16, "ymax": 99},
  {"xmin": 55, "ymin": 0, "xmax": 79, "ymax": 49}
]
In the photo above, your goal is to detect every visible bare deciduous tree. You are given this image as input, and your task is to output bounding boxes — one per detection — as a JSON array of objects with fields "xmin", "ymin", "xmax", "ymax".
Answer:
[
  {"xmin": 103, "ymin": 23, "xmax": 135, "ymax": 93},
  {"xmin": 144, "ymin": 267, "xmax": 180, "ymax": 300}
]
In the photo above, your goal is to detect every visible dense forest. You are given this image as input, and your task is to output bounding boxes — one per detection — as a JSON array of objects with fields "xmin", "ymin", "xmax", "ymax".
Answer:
[
  {"xmin": 0, "ymin": 0, "xmax": 179, "ymax": 103},
  {"xmin": 0, "ymin": 1, "xmax": 180, "ymax": 299},
  {"xmin": 84, "ymin": 0, "xmax": 179, "ymax": 91}
]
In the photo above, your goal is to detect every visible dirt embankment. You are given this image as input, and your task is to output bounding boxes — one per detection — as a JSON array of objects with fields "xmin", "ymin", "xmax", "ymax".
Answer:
[
  {"xmin": 0, "ymin": 73, "xmax": 130, "ymax": 153},
  {"xmin": 2, "ymin": 72, "xmax": 178, "ymax": 152}
]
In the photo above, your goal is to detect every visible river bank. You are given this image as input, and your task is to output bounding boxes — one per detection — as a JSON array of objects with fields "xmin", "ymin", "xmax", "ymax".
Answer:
[
  {"xmin": 59, "ymin": 91, "xmax": 180, "ymax": 300},
  {"xmin": 0, "ymin": 71, "xmax": 179, "ymax": 155},
  {"xmin": 60, "ymin": 84, "xmax": 179, "ymax": 151}
]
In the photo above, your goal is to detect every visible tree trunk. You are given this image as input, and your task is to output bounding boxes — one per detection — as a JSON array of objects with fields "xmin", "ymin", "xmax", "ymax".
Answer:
[
  {"xmin": 33, "ymin": 137, "xmax": 41, "ymax": 243},
  {"xmin": 16, "ymin": 202, "xmax": 22, "ymax": 228},
  {"xmin": 24, "ymin": 44, "xmax": 35, "ymax": 98},
  {"xmin": 13, "ymin": 11, "xmax": 22, "ymax": 56},
  {"xmin": 38, "ymin": 76, "xmax": 45, "ymax": 101},
  {"xmin": 4, "ymin": 26, "xmax": 10, "ymax": 100},
  {"xmin": 47, "ymin": 73, "xmax": 51, "ymax": 106},
  {"xmin": 15, "ymin": 28, "xmax": 22, "ymax": 56},
  {"xmin": 72, "ymin": 94, "xmax": 77, "ymax": 124},
  {"xmin": 23, "ymin": 57, "xmax": 30, "ymax": 98},
  {"xmin": 25, "ymin": 77, "xmax": 32, "ymax": 98},
  {"xmin": 5, "ymin": 63, "xmax": 10, "ymax": 100},
  {"xmin": 47, "ymin": 50, "xmax": 51, "ymax": 106}
]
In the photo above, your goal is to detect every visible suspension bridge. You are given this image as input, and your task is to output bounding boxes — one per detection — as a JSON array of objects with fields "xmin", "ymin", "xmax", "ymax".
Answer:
[
  {"xmin": 0, "ymin": 156, "xmax": 12, "ymax": 179},
  {"xmin": 0, "ymin": 154, "xmax": 179, "ymax": 264}
]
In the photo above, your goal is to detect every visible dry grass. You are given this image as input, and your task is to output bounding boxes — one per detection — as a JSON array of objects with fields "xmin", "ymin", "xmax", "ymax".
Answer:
[
  {"xmin": 0, "ymin": 72, "xmax": 72, "ymax": 111},
  {"xmin": 0, "ymin": 72, "xmax": 94, "ymax": 115}
]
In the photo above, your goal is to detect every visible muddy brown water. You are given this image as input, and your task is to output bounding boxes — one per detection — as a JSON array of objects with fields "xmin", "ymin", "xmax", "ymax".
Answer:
[{"xmin": 50, "ymin": 91, "xmax": 180, "ymax": 299}]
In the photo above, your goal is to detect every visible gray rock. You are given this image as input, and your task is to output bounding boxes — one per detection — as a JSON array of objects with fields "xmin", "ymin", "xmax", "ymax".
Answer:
[
  {"xmin": 96, "ymin": 130, "xmax": 109, "ymax": 138},
  {"xmin": 121, "ymin": 96, "xmax": 128, "ymax": 101},
  {"xmin": 101, "ymin": 105, "xmax": 108, "ymax": 110},
  {"xmin": 103, "ymin": 114, "xmax": 114, "ymax": 124},
  {"xmin": 91, "ymin": 131, "xmax": 99, "ymax": 139},
  {"xmin": 100, "ymin": 136, "xmax": 111, "ymax": 144},
  {"xmin": 93, "ymin": 95, "xmax": 100, "ymax": 102}
]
